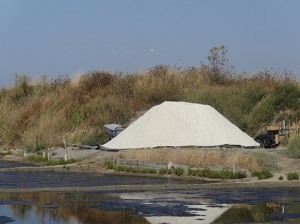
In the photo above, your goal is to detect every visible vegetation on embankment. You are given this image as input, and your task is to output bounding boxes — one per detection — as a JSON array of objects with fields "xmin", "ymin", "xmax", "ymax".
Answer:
[
  {"xmin": 0, "ymin": 59, "xmax": 299, "ymax": 151},
  {"xmin": 118, "ymin": 148, "xmax": 261, "ymax": 171},
  {"xmin": 103, "ymin": 148, "xmax": 299, "ymax": 180},
  {"xmin": 104, "ymin": 160, "xmax": 248, "ymax": 179},
  {"xmin": 26, "ymin": 155, "xmax": 78, "ymax": 166}
]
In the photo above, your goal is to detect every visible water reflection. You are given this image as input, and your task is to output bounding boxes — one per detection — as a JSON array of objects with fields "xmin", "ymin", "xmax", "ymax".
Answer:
[
  {"xmin": 212, "ymin": 203, "xmax": 300, "ymax": 223},
  {"xmin": 0, "ymin": 190, "xmax": 300, "ymax": 223},
  {"xmin": 0, "ymin": 192, "xmax": 150, "ymax": 224}
]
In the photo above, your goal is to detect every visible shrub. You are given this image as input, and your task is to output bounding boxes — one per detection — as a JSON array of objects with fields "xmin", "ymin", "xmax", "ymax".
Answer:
[
  {"xmin": 271, "ymin": 84, "xmax": 300, "ymax": 111},
  {"xmin": 174, "ymin": 167, "xmax": 184, "ymax": 176},
  {"xmin": 115, "ymin": 165, "xmax": 127, "ymax": 172},
  {"xmin": 287, "ymin": 172, "xmax": 299, "ymax": 180},
  {"xmin": 45, "ymin": 158, "xmax": 78, "ymax": 166},
  {"xmin": 188, "ymin": 169, "xmax": 199, "ymax": 176},
  {"xmin": 27, "ymin": 155, "xmax": 48, "ymax": 163},
  {"xmin": 287, "ymin": 134, "xmax": 300, "ymax": 159},
  {"xmin": 233, "ymin": 171, "xmax": 248, "ymax": 179},
  {"xmin": 159, "ymin": 168, "xmax": 168, "ymax": 174},
  {"xmin": 112, "ymin": 165, "xmax": 157, "ymax": 174},
  {"xmin": 26, "ymin": 156, "xmax": 78, "ymax": 166},
  {"xmin": 159, "ymin": 168, "xmax": 174, "ymax": 175},
  {"xmin": 188, "ymin": 168, "xmax": 247, "ymax": 179},
  {"xmin": 278, "ymin": 175, "xmax": 283, "ymax": 180},
  {"xmin": 141, "ymin": 168, "xmax": 157, "ymax": 174},
  {"xmin": 252, "ymin": 170, "xmax": 273, "ymax": 179},
  {"xmin": 104, "ymin": 161, "xmax": 114, "ymax": 169}
]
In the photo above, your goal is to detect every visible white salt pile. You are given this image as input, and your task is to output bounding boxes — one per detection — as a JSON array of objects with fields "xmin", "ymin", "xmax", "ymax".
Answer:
[{"xmin": 103, "ymin": 101, "xmax": 259, "ymax": 149}]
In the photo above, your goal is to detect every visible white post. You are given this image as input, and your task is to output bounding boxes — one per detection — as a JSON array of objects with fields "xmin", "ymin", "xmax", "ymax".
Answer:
[
  {"xmin": 167, "ymin": 161, "xmax": 173, "ymax": 170},
  {"xmin": 24, "ymin": 150, "xmax": 27, "ymax": 157},
  {"xmin": 63, "ymin": 138, "xmax": 70, "ymax": 160}
]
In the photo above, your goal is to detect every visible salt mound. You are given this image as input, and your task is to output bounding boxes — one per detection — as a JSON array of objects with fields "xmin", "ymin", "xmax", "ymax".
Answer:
[{"xmin": 103, "ymin": 101, "xmax": 259, "ymax": 149}]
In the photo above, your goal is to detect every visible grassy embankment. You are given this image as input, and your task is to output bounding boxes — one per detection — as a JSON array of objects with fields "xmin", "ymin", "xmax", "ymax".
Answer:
[{"xmin": 0, "ymin": 66, "xmax": 299, "ymax": 175}]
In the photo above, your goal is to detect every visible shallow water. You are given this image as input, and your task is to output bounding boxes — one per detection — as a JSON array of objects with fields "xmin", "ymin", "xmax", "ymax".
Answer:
[
  {"xmin": 0, "ymin": 170, "xmax": 204, "ymax": 189},
  {"xmin": 0, "ymin": 188, "xmax": 299, "ymax": 223},
  {"xmin": 0, "ymin": 161, "xmax": 299, "ymax": 223},
  {"xmin": 0, "ymin": 160, "xmax": 35, "ymax": 169},
  {"xmin": 0, "ymin": 160, "xmax": 204, "ymax": 189}
]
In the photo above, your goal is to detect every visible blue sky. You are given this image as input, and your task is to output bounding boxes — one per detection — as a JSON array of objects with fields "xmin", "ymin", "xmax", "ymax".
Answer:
[{"xmin": 0, "ymin": 0, "xmax": 300, "ymax": 87}]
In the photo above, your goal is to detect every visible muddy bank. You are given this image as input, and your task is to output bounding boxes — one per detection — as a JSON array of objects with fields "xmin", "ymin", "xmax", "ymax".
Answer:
[
  {"xmin": 0, "ymin": 148, "xmax": 299, "ymax": 193},
  {"xmin": 0, "ymin": 178, "xmax": 299, "ymax": 193}
]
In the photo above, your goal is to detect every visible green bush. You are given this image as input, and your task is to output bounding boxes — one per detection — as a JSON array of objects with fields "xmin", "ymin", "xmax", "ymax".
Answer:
[
  {"xmin": 115, "ymin": 165, "xmax": 127, "ymax": 172},
  {"xmin": 271, "ymin": 84, "xmax": 300, "ymax": 111},
  {"xmin": 26, "ymin": 156, "xmax": 78, "ymax": 166},
  {"xmin": 45, "ymin": 158, "xmax": 78, "ymax": 166},
  {"xmin": 104, "ymin": 161, "xmax": 114, "ymax": 169},
  {"xmin": 278, "ymin": 175, "xmax": 283, "ymax": 180},
  {"xmin": 159, "ymin": 168, "xmax": 168, "ymax": 174},
  {"xmin": 141, "ymin": 168, "xmax": 157, "ymax": 174},
  {"xmin": 112, "ymin": 165, "xmax": 157, "ymax": 174},
  {"xmin": 233, "ymin": 171, "xmax": 248, "ymax": 179},
  {"xmin": 252, "ymin": 170, "xmax": 273, "ymax": 179},
  {"xmin": 188, "ymin": 168, "xmax": 247, "ymax": 179},
  {"xmin": 287, "ymin": 172, "xmax": 299, "ymax": 180},
  {"xmin": 27, "ymin": 155, "xmax": 48, "ymax": 163},
  {"xmin": 126, "ymin": 166, "xmax": 134, "ymax": 173},
  {"xmin": 159, "ymin": 168, "xmax": 173, "ymax": 175},
  {"xmin": 174, "ymin": 167, "xmax": 184, "ymax": 176}
]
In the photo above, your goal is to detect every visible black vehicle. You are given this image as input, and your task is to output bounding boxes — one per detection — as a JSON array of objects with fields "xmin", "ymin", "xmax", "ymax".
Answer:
[{"xmin": 254, "ymin": 133, "xmax": 279, "ymax": 148}]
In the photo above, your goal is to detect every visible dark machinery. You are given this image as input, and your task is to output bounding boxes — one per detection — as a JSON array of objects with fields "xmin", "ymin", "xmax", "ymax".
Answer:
[{"xmin": 254, "ymin": 126, "xmax": 280, "ymax": 148}]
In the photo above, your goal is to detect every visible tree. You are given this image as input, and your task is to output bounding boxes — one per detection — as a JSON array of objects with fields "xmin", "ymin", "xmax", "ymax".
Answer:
[{"xmin": 207, "ymin": 45, "xmax": 228, "ymax": 84}]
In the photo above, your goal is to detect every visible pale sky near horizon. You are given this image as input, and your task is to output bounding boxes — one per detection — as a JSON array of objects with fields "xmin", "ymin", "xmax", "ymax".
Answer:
[{"xmin": 0, "ymin": 0, "xmax": 300, "ymax": 87}]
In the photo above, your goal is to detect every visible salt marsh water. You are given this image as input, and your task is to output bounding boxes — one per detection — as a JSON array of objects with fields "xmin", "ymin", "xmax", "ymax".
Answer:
[
  {"xmin": 0, "ymin": 170, "xmax": 201, "ymax": 189},
  {"xmin": 0, "ymin": 188, "xmax": 299, "ymax": 223},
  {"xmin": 0, "ymin": 161, "xmax": 34, "ymax": 169},
  {"xmin": 0, "ymin": 161, "xmax": 299, "ymax": 223}
]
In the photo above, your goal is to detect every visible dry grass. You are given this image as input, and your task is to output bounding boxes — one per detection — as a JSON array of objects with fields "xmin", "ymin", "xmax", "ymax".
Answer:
[
  {"xmin": 0, "ymin": 67, "xmax": 298, "ymax": 150},
  {"xmin": 119, "ymin": 148, "xmax": 260, "ymax": 171}
]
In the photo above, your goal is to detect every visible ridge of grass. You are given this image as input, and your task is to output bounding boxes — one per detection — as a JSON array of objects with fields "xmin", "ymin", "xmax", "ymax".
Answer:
[{"xmin": 0, "ymin": 67, "xmax": 299, "ymax": 150}]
